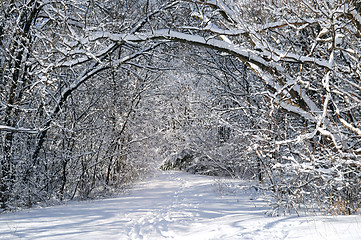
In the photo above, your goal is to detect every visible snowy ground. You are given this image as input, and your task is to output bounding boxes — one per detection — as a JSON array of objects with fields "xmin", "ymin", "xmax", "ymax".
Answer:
[{"xmin": 0, "ymin": 171, "xmax": 360, "ymax": 240}]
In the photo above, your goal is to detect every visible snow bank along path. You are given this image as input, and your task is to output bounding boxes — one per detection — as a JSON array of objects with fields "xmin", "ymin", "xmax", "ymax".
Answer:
[{"xmin": 0, "ymin": 171, "xmax": 360, "ymax": 240}]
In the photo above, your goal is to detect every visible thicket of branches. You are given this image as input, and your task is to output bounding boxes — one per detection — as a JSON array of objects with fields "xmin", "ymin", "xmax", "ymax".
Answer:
[
  {"xmin": 0, "ymin": 0, "xmax": 177, "ymax": 210},
  {"xmin": 1, "ymin": 0, "xmax": 360, "ymax": 215},
  {"xmin": 165, "ymin": 0, "xmax": 361, "ymax": 215}
]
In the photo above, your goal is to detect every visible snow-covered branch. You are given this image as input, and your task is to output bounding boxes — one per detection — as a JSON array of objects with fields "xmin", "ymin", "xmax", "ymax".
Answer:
[{"xmin": 0, "ymin": 125, "xmax": 38, "ymax": 134}]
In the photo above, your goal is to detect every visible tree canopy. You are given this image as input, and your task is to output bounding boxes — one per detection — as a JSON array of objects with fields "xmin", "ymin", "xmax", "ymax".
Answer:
[{"xmin": 1, "ymin": 0, "xmax": 360, "ymax": 215}]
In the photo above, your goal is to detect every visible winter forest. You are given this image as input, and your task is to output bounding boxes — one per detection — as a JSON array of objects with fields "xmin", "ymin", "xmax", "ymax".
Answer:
[{"xmin": 1, "ymin": 0, "xmax": 361, "ymax": 216}]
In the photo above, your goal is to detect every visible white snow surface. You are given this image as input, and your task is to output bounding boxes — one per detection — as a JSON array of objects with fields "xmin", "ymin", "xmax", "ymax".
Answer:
[{"xmin": 0, "ymin": 171, "xmax": 360, "ymax": 240}]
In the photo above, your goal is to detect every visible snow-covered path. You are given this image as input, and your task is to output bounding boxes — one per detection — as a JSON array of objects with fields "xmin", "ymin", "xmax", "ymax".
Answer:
[{"xmin": 0, "ymin": 171, "xmax": 360, "ymax": 240}]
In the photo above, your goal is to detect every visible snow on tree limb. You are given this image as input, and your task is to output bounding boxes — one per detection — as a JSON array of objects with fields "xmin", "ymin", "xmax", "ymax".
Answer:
[
  {"xmin": 101, "ymin": 29, "xmax": 324, "ymax": 121},
  {"xmin": 99, "ymin": 29, "xmax": 332, "ymax": 72},
  {"xmin": 0, "ymin": 125, "xmax": 38, "ymax": 134}
]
